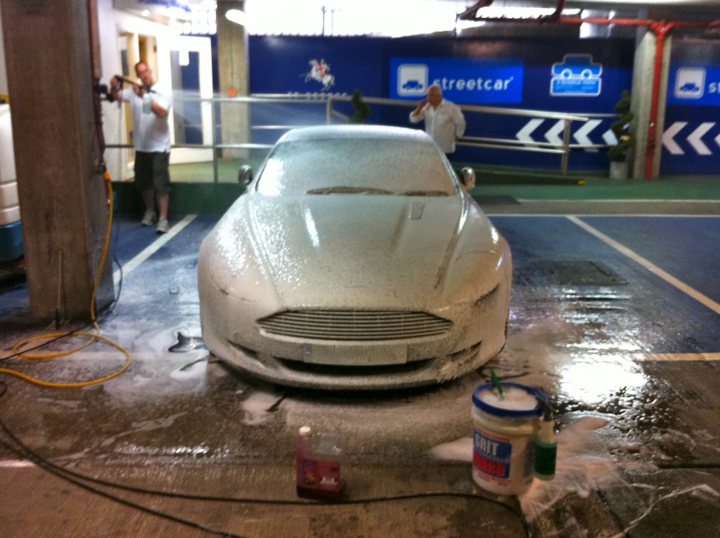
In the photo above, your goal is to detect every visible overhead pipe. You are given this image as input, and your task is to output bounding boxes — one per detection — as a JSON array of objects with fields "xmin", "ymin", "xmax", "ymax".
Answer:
[{"xmin": 459, "ymin": 2, "xmax": 720, "ymax": 179}]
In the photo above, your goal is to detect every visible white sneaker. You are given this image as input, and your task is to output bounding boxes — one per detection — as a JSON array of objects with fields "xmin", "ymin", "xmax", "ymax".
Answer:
[
  {"xmin": 141, "ymin": 210, "xmax": 157, "ymax": 226},
  {"xmin": 156, "ymin": 219, "xmax": 170, "ymax": 234}
]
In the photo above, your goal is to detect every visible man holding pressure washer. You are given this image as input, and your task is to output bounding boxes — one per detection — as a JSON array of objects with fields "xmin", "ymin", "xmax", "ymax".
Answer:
[{"xmin": 109, "ymin": 61, "xmax": 172, "ymax": 234}]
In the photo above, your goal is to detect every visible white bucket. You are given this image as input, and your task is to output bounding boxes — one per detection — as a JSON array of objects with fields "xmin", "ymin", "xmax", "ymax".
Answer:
[{"xmin": 471, "ymin": 382, "xmax": 546, "ymax": 495}]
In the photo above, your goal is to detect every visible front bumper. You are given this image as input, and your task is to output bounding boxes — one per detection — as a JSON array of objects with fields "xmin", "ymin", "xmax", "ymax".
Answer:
[{"xmin": 199, "ymin": 280, "xmax": 510, "ymax": 390}]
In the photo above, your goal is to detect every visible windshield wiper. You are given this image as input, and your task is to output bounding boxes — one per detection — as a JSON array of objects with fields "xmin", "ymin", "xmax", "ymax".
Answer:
[
  {"xmin": 307, "ymin": 186, "xmax": 393, "ymax": 195},
  {"xmin": 399, "ymin": 190, "xmax": 451, "ymax": 197}
]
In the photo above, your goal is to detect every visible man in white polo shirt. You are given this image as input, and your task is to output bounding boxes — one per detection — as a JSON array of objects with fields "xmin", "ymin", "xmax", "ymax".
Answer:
[
  {"xmin": 409, "ymin": 84, "xmax": 466, "ymax": 157},
  {"xmin": 110, "ymin": 61, "xmax": 173, "ymax": 234}
]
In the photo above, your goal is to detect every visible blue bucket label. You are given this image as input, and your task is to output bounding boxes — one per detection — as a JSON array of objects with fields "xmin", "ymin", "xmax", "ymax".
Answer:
[{"xmin": 473, "ymin": 429, "xmax": 512, "ymax": 480}]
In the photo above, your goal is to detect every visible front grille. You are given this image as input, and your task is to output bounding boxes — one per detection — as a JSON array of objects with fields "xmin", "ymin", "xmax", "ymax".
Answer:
[{"xmin": 257, "ymin": 310, "xmax": 452, "ymax": 341}]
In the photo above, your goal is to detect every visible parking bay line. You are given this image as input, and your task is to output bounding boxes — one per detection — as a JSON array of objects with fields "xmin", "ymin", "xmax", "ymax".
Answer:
[
  {"xmin": 113, "ymin": 214, "xmax": 197, "ymax": 281},
  {"xmin": 634, "ymin": 353, "xmax": 720, "ymax": 362},
  {"xmin": 566, "ymin": 215, "xmax": 720, "ymax": 317}
]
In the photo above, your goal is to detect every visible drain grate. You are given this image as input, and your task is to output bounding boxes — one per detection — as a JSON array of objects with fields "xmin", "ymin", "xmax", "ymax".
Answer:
[{"xmin": 526, "ymin": 260, "xmax": 627, "ymax": 286}]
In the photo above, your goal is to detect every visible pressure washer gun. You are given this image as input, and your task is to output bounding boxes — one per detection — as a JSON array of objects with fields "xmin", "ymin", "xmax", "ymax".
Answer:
[
  {"xmin": 95, "ymin": 75, "xmax": 128, "ymax": 103},
  {"xmin": 97, "ymin": 75, "xmax": 153, "ymax": 103},
  {"xmin": 113, "ymin": 75, "xmax": 144, "ymax": 88}
]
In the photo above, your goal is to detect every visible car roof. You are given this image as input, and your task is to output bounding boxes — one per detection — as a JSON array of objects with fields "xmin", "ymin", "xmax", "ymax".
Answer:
[{"xmin": 277, "ymin": 124, "xmax": 435, "ymax": 145}]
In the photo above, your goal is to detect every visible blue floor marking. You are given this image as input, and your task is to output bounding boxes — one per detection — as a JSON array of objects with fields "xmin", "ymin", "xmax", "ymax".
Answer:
[
  {"xmin": 103, "ymin": 215, "xmax": 218, "ymax": 337},
  {"xmin": 113, "ymin": 215, "xmax": 216, "ymax": 266},
  {"xmin": 111, "ymin": 216, "xmax": 167, "ymax": 266},
  {"xmin": 490, "ymin": 216, "xmax": 720, "ymax": 354},
  {"xmin": 579, "ymin": 216, "xmax": 720, "ymax": 303}
]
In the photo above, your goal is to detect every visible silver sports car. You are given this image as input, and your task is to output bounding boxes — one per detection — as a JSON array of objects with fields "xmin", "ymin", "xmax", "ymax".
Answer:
[{"xmin": 198, "ymin": 125, "xmax": 512, "ymax": 390}]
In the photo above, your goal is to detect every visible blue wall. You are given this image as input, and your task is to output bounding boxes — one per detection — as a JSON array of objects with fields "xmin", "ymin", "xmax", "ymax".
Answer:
[
  {"xmin": 248, "ymin": 35, "xmax": 635, "ymax": 171},
  {"xmin": 662, "ymin": 36, "xmax": 720, "ymax": 175}
]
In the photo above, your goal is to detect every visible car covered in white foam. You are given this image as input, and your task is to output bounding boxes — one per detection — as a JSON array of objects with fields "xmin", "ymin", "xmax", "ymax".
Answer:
[{"xmin": 198, "ymin": 125, "xmax": 512, "ymax": 390}]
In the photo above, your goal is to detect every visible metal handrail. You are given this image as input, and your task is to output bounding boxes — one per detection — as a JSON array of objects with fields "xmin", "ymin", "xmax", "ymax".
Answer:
[
  {"xmin": 327, "ymin": 94, "xmax": 590, "ymax": 122},
  {"xmin": 108, "ymin": 94, "xmax": 618, "ymax": 182},
  {"xmin": 256, "ymin": 93, "xmax": 613, "ymax": 175},
  {"xmin": 323, "ymin": 95, "xmax": 590, "ymax": 174}
]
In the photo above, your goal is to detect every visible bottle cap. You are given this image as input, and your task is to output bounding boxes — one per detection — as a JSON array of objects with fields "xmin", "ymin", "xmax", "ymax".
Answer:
[{"xmin": 299, "ymin": 426, "xmax": 312, "ymax": 437}]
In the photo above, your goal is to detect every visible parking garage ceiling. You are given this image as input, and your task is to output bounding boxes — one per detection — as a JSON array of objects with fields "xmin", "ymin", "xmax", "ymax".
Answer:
[{"xmin": 111, "ymin": 1, "xmax": 718, "ymax": 37}]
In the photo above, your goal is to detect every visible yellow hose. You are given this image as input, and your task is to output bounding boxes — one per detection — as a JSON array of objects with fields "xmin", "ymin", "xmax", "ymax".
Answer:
[{"xmin": 0, "ymin": 179, "xmax": 133, "ymax": 388}]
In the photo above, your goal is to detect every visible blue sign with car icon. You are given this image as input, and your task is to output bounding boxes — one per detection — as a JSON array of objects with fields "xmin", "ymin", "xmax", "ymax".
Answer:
[
  {"xmin": 551, "ymin": 54, "xmax": 603, "ymax": 96},
  {"xmin": 402, "ymin": 80, "xmax": 424, "ymax": 90},
  {"xmin": 392, "ymin": 58, "xmax": 523, "ymax": 104},
  {"xmin": 670, "ymin": 67, "xmax": 712, "ymax": 102},
  {"xmin": 679, "ymin": 82, "xmax": 700, "ymax": 92}
]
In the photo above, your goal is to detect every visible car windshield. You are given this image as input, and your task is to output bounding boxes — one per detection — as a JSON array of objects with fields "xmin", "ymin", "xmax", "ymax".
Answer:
[{"xmin": 255, "ymin": 138, "xmax": 457, "ymax": 196}]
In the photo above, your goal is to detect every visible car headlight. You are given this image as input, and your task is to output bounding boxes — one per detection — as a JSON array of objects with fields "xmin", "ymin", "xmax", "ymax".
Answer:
[
  {"xmin": 198, "ymin": 228, "xmax": 278, "ymax": 305},
  {"xmin": 475, "ymin": 283, "xmax": 500, "ymax": 306},
  {"xmin": 442, "ymin": 249, "xmax": 507, "ymax": 306}
]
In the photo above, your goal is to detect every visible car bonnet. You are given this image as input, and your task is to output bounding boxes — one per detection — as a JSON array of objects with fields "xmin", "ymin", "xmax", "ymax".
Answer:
[{"xmin": 242, "ymin": 194, "xmax": 468, "ymax": 309}]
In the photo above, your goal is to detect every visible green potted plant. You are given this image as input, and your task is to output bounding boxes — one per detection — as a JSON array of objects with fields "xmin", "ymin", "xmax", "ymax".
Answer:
[
  {"xmin": 608, "ymin": 90, "xmax": 634, "ymax": 179},
  {"xmin": 349, "ymin": 89, "xmax": 370, "ymax": 123}
]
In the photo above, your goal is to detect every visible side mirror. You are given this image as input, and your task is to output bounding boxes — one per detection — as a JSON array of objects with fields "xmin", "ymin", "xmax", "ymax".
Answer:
[
  {"xmin": 459, "ymin": 167, "xmax": 476, "ymax": 191},
  {"xmin": 238, "ymin": 164, "xmax": 253, "ymax": 186}
]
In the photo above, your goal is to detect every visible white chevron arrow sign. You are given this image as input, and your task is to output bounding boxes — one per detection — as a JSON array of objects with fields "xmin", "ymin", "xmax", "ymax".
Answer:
[
  {"xmin": 516, "ymin": 119, "xmax": 544, "ymax": 145},
  {"xmin": 602, "ymin": 129, "xmax": 618, "ymax": 146},
  {"xmin": 662, "ymin": 122, "xmax": 687, "ymax": 155},
  {"xmin": 544, "ymin": 120, "xmax": 565, "ymax": 146},
  {"xmin": 574, "ymin": 119, "xmax": 602, "ymax": 152},
  {"xmin": 687, "ymin": 122, "xmax": 714, "ymax": 155},
  {"xmin": 514, "ymin": 119, "xmax": 617, "ymax": 149},
  {"xmin": 663, "ymin": 121, "xmax": 718, "ymax": 155},
  {"xmin": 513, "ymin": 119, "xmax": 719, "ymax": 156}
]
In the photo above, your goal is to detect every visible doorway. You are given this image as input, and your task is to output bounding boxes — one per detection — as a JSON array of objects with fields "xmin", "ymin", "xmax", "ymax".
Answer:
[{"xmin": 169, "ymin": 35, "xmax": 213, "ymax": 164}]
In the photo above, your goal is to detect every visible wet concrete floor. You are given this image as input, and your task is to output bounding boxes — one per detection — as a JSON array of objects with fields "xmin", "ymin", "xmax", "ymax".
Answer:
[{"xmin": 1, "ymin": 200, "xmax": 719, "ymax": 537}]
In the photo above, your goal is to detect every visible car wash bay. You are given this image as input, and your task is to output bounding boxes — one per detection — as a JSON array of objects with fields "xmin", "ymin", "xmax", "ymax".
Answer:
[{"xmin": 1, "ymin": 200, "xmax": 718, "ymax": 537}]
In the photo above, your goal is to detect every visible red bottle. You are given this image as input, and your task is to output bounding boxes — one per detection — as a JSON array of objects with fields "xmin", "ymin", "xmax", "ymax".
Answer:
[{"xmin": 295, "ymin": 426, "xmax": 344, "ymax": 500}]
